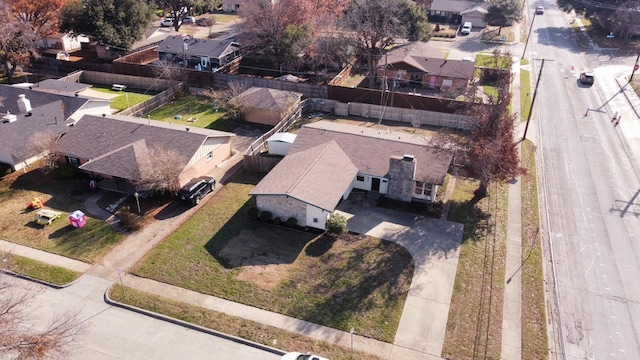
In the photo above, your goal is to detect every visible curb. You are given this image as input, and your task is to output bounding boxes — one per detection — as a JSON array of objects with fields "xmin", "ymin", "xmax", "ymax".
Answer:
[
  {"xmin": 615, "ymin": 76, "xmax": 640, "ymax": 119},
  {"xmin": 0, "ymin": 268, "xmax": 81, "ymax": 289},
  {"xmin": 103, "ymin": 283, "xmax": 286, "ymax": 357}
]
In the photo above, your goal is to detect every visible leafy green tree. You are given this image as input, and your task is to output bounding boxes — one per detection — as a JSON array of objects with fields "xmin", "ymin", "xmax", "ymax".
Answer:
[
  {"xmin": 484, "ymin": 0, "xmax": 522, "ymax": 34},
  {"xmin": 0, "ymin": 3, "xmax": 39, "ymax": 84},
  {"xmin": 399, "ymin": 0, "xmax": 432, "ymax": 41},
  {"xmin": 156, "ymin": 0, "xmax": 221, "ymax": 31},
  {"xmin": 60, "ymin": 0, "xmax": 155, "ymax": 51}
]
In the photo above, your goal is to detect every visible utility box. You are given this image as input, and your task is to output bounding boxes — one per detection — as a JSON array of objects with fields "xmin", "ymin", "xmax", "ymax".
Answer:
[{"xmin": 69, "ymin": 210, "xmax": 86, "ymax": 228}]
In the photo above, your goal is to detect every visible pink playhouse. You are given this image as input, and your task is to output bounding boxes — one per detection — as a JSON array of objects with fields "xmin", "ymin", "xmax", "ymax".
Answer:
[{"xmin": 69, "ymin": 210, "xmax": 86, "ymax": 228}]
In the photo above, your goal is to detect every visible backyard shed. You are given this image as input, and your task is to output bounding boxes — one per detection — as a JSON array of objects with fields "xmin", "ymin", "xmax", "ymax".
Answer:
[
  {"xmin": 234, "ymin": 87, "xmax": 303, "ymax": 126},
  {"xmin": 267, "ymin": 132, "xmax": 297, "ymax": 156}
]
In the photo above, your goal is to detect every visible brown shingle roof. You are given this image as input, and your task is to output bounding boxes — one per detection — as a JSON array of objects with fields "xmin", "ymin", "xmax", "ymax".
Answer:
[
  {"xmin": 235, "ymin": 87, "xmax": 303, "ymax": 111},
  {"xmin": 379, "ymin": 41, "xmax": 475, "ymax": 79},
  {"xmin": 290, "ymin": 121, "xmax": 452, "ymax": 185},
  {"xmin": 250, "ymin": 140, "xmax": 358, "ymax": 211}
]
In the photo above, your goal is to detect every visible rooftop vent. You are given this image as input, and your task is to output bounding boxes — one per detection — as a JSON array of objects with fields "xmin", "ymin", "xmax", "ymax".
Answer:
[
  {"xmin": 2, "ymin": 112, "xmax": 18, "ymax": 123},
  {"xmin": 402, "ymin": 154, "xmax": 414, "ymax": 162},
  {"xmin": 17, "ymin": 94, "xmax": 32, "ymax": 113}
]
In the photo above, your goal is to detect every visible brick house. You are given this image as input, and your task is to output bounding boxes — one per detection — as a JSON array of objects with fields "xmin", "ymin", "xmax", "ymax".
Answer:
[
  {"xmin": 377, "ymin": 41, "xmax": 475, "ymax": 92},
  {"xmin": 250, "ymin": 121, "xmax": 453, "ymax": 229},
  {"xmin": 156, "ymin": 35, "xmax": 241, "ymax": 71}
]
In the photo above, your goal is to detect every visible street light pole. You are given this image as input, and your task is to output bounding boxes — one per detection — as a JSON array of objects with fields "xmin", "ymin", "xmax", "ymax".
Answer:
[{"xmin": 629, "ymin": 53, "xmax": 640, "ymax": 83}]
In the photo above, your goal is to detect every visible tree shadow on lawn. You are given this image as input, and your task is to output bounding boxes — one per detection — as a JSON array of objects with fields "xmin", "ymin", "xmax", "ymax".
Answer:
[
  {"xmin": 285, "ymin": 234, "xmax": 414, "ymax": 340},
  {"xmin": 47, "ymin": 220, "xmax": 123, "ymax": 261},
  {"xmin": 8, "ymin": 169, "xmax": 93, "ymax": 205},
  {"xmin": 447, "ymin": 197, "xmax": 492, "ymax": 244}
]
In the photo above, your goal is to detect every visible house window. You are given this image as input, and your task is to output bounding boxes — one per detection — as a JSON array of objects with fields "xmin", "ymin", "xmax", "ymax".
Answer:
[
  {"xmin": 207, "ymin": 151, "xmax": 213, "ymax": 161},
  {"xmin": 442, "ymin": 79, "xmax": 453, "ymax": 87},
  {"xmin": 397, "ymin": 69, "xmax": 407, "ymax": 79},
  {"xmin": 313, "ymin": 218, "xmax": 318, "ymax": 223},
  {"xmin": 67, "ymin": 157, "xmax": 79, "ymax": 166},
  {"xmin": 356, "ymin": 175, "xmax": 365, "ymax": 182},
  {"xmin": 414, "ymin": 181, "xmax": 433, "ymax": 198}
]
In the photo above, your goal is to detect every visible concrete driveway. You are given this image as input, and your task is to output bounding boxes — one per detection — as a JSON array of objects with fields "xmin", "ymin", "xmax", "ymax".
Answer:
[{"xmin": 336, "ymin": 198, "xmax": 463, "ymax": 359}]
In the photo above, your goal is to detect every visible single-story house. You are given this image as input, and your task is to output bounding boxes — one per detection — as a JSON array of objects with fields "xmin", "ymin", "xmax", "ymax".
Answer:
[
  {"xmin": 429, "ymin": 0, "xmax": 490, "ymax": 28},
  {"xmin": 250, "ymin": 121, "xmax": 453, "ymax": 230},
  {"xmin": 29, "ymin": 79, "xmax": 93, "ymax": 97},
  {"xmin": 36, "ymin": 32, "xmax": 90, "ymax": 53},
  {"xmin": 222, "ymin": 0, "xmax": 248, "ymax": 12},
  {"xmin": 377, "ymin": 41, "xmax": 475, "ymax": 90},
  {"xmin": 56, "ymin": 115, "xmax": 235, "ymax": 193},
  {"xmin": 250, "ymin": 140, "xmax": 358, "ymax": 230},
  {"xmin": 0, "ymin": 85, "xmax": 112, "ymax": 171},
  {"xmin": 234, "ymin": 87, "xmax": 303, "ymax": 126},
  {"xmin": 156, "ymin": 35, "xmax": 241, "ymax": 71}
]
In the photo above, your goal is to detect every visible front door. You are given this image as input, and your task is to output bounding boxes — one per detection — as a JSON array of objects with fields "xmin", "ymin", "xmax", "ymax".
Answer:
[{"xmin": 371, "ymin": 178, "xmax": 381, "ymax": 192}]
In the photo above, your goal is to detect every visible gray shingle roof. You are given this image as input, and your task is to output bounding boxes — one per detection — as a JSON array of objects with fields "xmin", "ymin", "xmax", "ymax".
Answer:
[
  {"xmin": 79, "ymin": 139, "xmax": 152, "ymax": 180},
  {"xmin": 290, "ymin": 121, "xmax": 453, "ymax": 185},
  {"xmin": 250, "ymin": 140, "xmax": 358, "ymax": 211},
  {"xmin": 430, "ymin": 0, "xmax": 484, "ymax": 12},
  {"xmin": 236, "ymin": 87, "xmax": 303, "ymax": 111},
  {"xmin": 0, "ymin": 85, "xmax": 91, "ymax": 160},
  {"xmin": 379, "ymin": 42, "xmax": 475, "ymax": 79},
  {"xmin": 57, "ymin": 115, "xmax": 234, "ymax": 179},
  {"xmin": 32, "ymin": 79, "xmax": 92, "ymax": 95},
  {"xmin": 155, "ymin": 35, "xmax": 240, "ymax": 59}
]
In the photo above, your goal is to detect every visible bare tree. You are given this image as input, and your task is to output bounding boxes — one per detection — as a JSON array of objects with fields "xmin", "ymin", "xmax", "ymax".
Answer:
[
  {"xmin": 138, "ymin": 144, "xmax": 187, "ymax": 194},
  {"xmin": 0, "ymin": 274, "xmax": 83, "ymax": 359},
  {"xmin": 152, "ymin": 59, "xmax": 187, "ymax": 82},
  {"xmin": 0, "ymin": 2, "xmax": 39, "ymax": 84},
  {"xmin": 201, "ymin": 81, "xmax": 249, "ymax": 115},
  {"xmin": 198, "ymin": 17, "xmax": 216, "ymax": 37},
  {"xmin": 26, "ymin": 130, "xmax": 60, "ymax": 173}
]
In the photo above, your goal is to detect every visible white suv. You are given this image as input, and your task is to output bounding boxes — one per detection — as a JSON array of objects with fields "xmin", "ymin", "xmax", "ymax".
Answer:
[{"xmin": 460, "ymin": 22, "xmax": 473, "ymax": 35}]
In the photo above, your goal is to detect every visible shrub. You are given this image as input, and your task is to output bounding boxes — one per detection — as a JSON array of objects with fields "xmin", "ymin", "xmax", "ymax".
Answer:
[
  {"xmin": 116, "ymin": 206, "xmax": 144, "ymax": 231},
  {"xmin": 55, "ymin": 163, "xmax": 78, "ymax": 178},
  {"xmin": 326, "ymin": 212, "xmax": 348, "ymax": 235},
  {"xmin": 273, "ymin": 217, "xmax": 282, "ymax": 225},
  {"xmin": 286, "ymin": 217, "xmax": 298, "ymax": 227},
  {"xmin": 259, "ymin": 210, "xmax": 272, "ymax": 222},
  {"xmin": 247, "ymin": 207, "xmax": 259, "ymax": 219}
]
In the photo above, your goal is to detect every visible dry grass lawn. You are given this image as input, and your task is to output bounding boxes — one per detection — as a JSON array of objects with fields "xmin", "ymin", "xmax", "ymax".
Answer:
[{"xmin": 0, "ymin": 167, "xmax": 124, "ymax": 263}]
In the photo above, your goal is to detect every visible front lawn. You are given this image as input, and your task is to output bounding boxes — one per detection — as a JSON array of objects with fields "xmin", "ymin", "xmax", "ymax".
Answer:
[
  {"xmin": 145, "ymin": 95, "xmax": 236, "ymax": 132},
  {"xmin": 0, "ymin": 167, "xmax": 124, "ymax": 263},
  {"xmin": 132, "ymin": 170, "xmax": 413, "ymax": 343}
]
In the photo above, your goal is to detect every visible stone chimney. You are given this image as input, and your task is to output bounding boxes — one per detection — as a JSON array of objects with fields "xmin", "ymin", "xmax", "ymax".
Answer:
[
  {"xmin": 387, "ymin": 154, "xmax": 416, "ymax": 203},
  {"xmin": 17, "ymin": 94, "xmax": 32, "ymax": 113}
]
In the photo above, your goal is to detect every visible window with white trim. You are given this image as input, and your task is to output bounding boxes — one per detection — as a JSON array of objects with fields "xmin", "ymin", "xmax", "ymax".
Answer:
[{"xmin": 413, "ymin": 181, "xmax": 433, "ymax": 198}]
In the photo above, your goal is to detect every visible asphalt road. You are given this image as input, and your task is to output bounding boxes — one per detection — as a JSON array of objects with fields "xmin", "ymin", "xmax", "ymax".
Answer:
[
  {"xmin": 3, "ymin": 274, "xmax": 281, "ymax": 360},
  {"xmin": 527, "ymin": 1, "xmax": 640, "ymax": 359}
]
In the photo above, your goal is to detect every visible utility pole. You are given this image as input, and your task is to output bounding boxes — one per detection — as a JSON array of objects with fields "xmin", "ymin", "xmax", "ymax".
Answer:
[
  {"xmin": 629, "ymin": 53, "xmax": 640, "ymax": 83},
  {"xmin": 521, "ymin": 12, "xmax": 537, "ymax": 60},
  {"xmin": 523, "ymin": 58, "xmax": 545, "ymax": 140}
]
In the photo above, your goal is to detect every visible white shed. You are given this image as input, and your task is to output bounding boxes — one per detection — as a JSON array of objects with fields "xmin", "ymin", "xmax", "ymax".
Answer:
[{"xmin": 267, "ymin": 132, "xmax": 297, "ymax": 156}]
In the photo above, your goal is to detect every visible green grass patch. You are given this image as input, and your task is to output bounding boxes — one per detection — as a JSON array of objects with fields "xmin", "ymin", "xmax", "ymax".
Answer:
[
  {"xmin": 483, "ymin": 85, "xmax": 499, "ymax": 103},
  {"xmin": 132, "ymin": 170, "xmax": 412, "ymax": 342},
  {"xmin": 90, "ymin": 84, "xmax": 158, "ymax": 111},
  {"xmin": 108, "ymin": 285, "xmax": 383, "ymax": 360},
  {"xmin": 213, "ymin": 13, "xmax": 239, "ymax": 24},
  {"xmin": 442, "ymin": 178, "xmax": 508, "ymax": 360},
  {"xmin": 520, "ymin": 62, "xmax": 531, "ymax": 121},
  {"xmin": 476, "ymin": 53, "xmax": 512, "ymax": 70},
  {"xmin": 0, "ymin": 167, "xmax": 124, "ymax": 263},
  {"xmin": 340, "ymin": 74, "xmax": 366, "ymax": 88},
  {"xmin": 145, "ymin": 95, "xmax": 236, "ymax": 132},
  {"xmin": 1, "ymin": 251, "xmax": 80, "ymax": 285},
  {"xmin": 520, "ymin": 141, "xmax": 548, "ymax": 360}
]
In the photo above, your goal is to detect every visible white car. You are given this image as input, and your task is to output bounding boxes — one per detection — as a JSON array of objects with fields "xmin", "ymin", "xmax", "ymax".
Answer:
[
  {"xmin": 536, "ymin": 6, "xmax": 544, "ymax": 14},
  {"xmin": 160, "ymin": 18, "xmax": 180, "ymax": 27},
  {"xmin": 281, "ymin": 352, "xmax": 329, "ymax": 360},
  {"xmin": 460, "ymin": 22, "xmax": 472, "ymax": 35},
  {"xmin": 182, "ymin": 16, "xmax": 196, "ymax": 24}
]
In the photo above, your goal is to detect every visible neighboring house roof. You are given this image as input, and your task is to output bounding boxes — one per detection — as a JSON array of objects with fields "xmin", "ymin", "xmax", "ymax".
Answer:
[
  {"xmin": 430, "ymin": 0, "xmax": 485, "ymax": 13},
  {"xmin": 290, "ymin": 121, "xmax": 453, "ymax": 185},
  {"xmin": 461, "ymin": 4, "xmax": 489, "ymax": 14},
  {"xmin": 379, "ymin": 42, "xmax": 475, "ymax": 79},
  {"xmin": 57, "ymin": 115, "xmax": 234, "ymax": 180},
  {"xmin": 250, "ymin": 140, "xmax": 358, "ymax": 211},
  {"xmin": 0, "ymin": 85, "xmax": 94, "ymax": 161},
  {"xmin": 236, "ymin": 87, "xmax": 303, "ymax": 112},
  {"xmin": 32, "ymin": 79, "xmax": 93, "ymax": 96},
  {"xmin": 155, "ymin": 35, "xmax": 240, "ymax": 59}
]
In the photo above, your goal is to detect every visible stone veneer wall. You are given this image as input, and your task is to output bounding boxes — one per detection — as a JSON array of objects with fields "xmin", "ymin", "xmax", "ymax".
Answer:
[
  {"xmin": 256, "ymin": 195, "xmax": 307, "ymax": 226},
  {"xmin": 387, "ymin": 155, "xmax": 416, "ymax": 202}
]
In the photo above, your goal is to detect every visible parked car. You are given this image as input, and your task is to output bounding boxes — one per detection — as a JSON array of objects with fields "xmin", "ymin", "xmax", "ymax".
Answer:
[
  {"xmin": 178, "ymin": 176, "xmax": 216, "ymax": 205},
  {"xmin": 281, "ymin": 352, "xmax": 329, "ymax": 360},
  {"xmin": 536, "ymin": 6, "xmax": 545, "ymax": 14},
  {"xmin": 182, "ymin": 16, "xmax": 196, "ymax": 24},
  {"xmin": 161, "ymin": 18, "xmax": 179, "ymax": 27},
  {"xmin": 460, "ymin": 22, "xmax": 472, "ymax": 35},
  {"xmin": 579, "ymin": 71, "xmax": 595, "ymax": 85}
]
